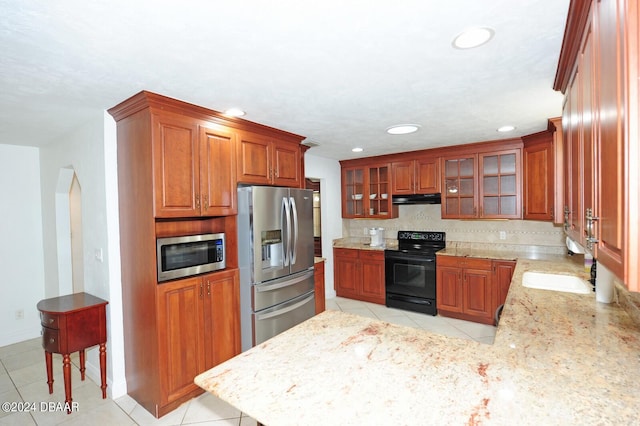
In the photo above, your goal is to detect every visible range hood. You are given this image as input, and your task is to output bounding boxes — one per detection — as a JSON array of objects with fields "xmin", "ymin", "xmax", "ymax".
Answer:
[{"xmin": 392, "ymin": 193, "xmax": 442, "ymax": 205}]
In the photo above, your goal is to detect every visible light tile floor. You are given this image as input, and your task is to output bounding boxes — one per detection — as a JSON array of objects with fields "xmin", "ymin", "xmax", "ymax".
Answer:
[{"xmin": 0, "ymin": 297, "xmax": 495, "ymax": 425}]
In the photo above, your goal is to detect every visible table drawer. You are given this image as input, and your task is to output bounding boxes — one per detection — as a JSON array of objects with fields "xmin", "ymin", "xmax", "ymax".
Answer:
[
  {"xmin": 42, "ymin": 327, "xmax": 61, "ymax": 353},
  {"xmin": 40, "ymin": 312, "xmax": 59, "ymax": 329}
]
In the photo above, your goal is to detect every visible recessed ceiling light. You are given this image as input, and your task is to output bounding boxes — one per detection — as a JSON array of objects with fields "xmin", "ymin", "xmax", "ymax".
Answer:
[
  {"xmin": 497, "ymin": 125, "xmax": 516, "ymax": 132},
  {"xmin": 352, "ymin": 147, "xmax": 364, "ymax": 153},
  {"xmin": 224, "ymin": 107, "xmax": 246, "ymax": 117},
  {"xmin": 452, "ymin": 27, "xmax": 495, "ymax": 49},
  {"xmin": 386, "ymin": 124, "xmax": 421, "ymax": 135}
]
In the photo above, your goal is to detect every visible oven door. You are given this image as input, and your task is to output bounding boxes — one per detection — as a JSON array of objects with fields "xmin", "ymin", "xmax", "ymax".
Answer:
[{"xmin": 385, "ymin": 251, "xmax": 436, "ymax": 299}]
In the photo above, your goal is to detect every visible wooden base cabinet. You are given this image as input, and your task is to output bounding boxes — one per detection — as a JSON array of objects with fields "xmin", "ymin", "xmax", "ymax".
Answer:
[
  {"xmin": 334, "ymin": 248, "xmax": 385, "ymax": 304},
  {"xmin": 314, "ymin": 260, "xmax": 326, "ymax": 314},
  {"xmin": 156, "ymin": 269, "xmax": 241, "ymax": 414}
]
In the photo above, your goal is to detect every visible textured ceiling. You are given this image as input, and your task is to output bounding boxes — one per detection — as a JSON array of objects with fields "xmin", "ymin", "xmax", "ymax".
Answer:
[{"xmin": 0, "ymin": 0, "xmax": 569, "ymax": 160}]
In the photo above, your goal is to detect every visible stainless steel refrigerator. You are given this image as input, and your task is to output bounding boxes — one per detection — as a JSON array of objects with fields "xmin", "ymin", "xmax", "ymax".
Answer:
[{"xmin": 237, "ymin": 185, "xmax": 315, "ymax": 351}]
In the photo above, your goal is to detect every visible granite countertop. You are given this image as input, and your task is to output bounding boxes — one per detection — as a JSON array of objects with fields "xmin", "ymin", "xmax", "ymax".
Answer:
[
  {"xmin": 195, "ymin": 255, "xmax": 640, "ymax": 425},
  {"xmin": 333, "ymin": 237, "xmax": 395, "ymax": 251}
]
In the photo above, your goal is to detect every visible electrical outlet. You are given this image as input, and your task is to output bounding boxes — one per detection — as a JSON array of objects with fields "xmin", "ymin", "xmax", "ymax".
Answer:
[
  {"xmin": 15, "ymin": 309, "xmax": 24, "ymax": 320},
  {"xmin": 499, "ymin": 231, "xmax": 507, "ymax": 240}
]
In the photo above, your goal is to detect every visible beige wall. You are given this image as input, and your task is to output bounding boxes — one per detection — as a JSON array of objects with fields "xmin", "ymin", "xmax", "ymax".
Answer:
[{"xmin": 344, "ymin": 204, "xmax": 565, "ymax": 252}]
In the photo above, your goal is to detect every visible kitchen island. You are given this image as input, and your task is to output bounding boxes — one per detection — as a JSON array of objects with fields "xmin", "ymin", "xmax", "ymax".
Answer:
[{"xmin": 195, "ymin": 256, "xmax": 640, "ymax": 425}]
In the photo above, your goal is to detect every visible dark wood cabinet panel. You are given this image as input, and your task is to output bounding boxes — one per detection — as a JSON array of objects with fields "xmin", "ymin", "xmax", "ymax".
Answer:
[
  {"xmin": 314, "ymin": 260, "xmax": 326, "ymax": 314},
  {"xmin": 555, "ymin": 0, "xmax": 639, "ymax": 291},
  {"xmin": 436, "ymin": 256, "xmax": 495, "ymax": 325},
  {"xmin": 334, "ymin": 248, "xmax": 385, "ymax": 304},
  {"xmin": 152, "ymin": 113, "xmax": 200, "ymax": 218},
  {"xmin": 200, "ymin": 126, "xmax": 237, "ymax": 216},
  {"xmin": 391, "ymin": 156, "xmax": 440, "ymax": 195},
  {"xmin": 237, "ymin": 130, "xmax": 303, "ymax": 187},
  {"xmin": 523, "ymin": 132, "xmax": 554, "ymax": 221},
  {"xmin": 493, "ymin": 260, "xmax": 516, "ymax": 309},
  {"xmin": 156, "ymin": 277, "xmax": 205, "ymax": 404}
]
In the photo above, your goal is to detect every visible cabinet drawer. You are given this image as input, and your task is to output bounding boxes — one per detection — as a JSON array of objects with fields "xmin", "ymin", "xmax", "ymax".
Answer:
[
  {"xmin": 359, "ymin": 250, "xmax": 384, "ymax": 260},
  {"xmin": 334, "ymin": 248, "xmax": 359, "ymax": 259},
  {"xmin": 42, "ymin": 327, "xmax": 61, "ymax": 353},
  {"xmin": 437, "ymin": 256, "xmax": 492, "ymax": 270},
  {"xmin": 40, "ymin": 312, "xmax": 59, "ymax": 329}
]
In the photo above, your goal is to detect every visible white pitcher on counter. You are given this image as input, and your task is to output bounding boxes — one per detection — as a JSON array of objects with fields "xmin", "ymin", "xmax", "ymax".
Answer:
[{"xmin": 369, "ymin": 227, "xmax": 385, "ymax": 247}]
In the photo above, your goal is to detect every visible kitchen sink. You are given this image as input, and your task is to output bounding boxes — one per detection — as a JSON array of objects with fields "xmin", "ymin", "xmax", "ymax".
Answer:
[{"xmin": 522, "ymin": 271, "xmax": 591, "ymax": 294}]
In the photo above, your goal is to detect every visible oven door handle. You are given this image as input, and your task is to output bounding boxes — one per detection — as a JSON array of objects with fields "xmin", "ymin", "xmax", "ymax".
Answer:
[{"xmin": 385, "ymin": 254, "xmax": 435, "ymax": 262}]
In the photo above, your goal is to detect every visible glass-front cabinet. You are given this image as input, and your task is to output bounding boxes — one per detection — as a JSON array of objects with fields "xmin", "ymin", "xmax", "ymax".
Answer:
[
  {"xmin": 443, "ymin": 155, "xmax": 477, "ymax": 218},
  {"xmin": 341, "ymin": 163, "xmax": 397, "ymax": 219},
  {"xmin": 479, "ymin": 150, "xmax": 521, "ymax": 218},
  {"xmin": 442, "ymin": 148, "xmax": 521, "ymax": 219}
]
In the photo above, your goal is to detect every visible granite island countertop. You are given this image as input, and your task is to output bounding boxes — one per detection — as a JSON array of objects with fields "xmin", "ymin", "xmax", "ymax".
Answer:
[{"xmin": 195, "ymin": 255, "xmax": 640, "ymax": 425}]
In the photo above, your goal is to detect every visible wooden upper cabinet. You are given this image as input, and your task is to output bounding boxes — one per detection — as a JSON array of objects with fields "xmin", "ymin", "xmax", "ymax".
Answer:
[
  {"xmin": 152, "ymin": 112, "xmax": 237, "ymax": 218},
  {"xmin": 200, "ymin": 126, "xmax": 237, "ymax": 216},
  {"xmin": 522, "ymin": 131, "xmax": 554, "ymax": 221},
  {"xmin": 341, "ymin": 163, "xmax": 397, "ymax": 219},
  {"xmin": 236, "ymin": 130, "xmax": 302, "ymax": 187},
  {"xmin": 152, "ymin": 113, "xmax": 201, "ymax": 218},
  {"xmin": 554, "ymin": 0, "xmax": 638, "ymax": 291},
  {"xmin": 391, "ymin": 156, "xmax": 440, "ymax": 195},
  {"xmin": 442, "ymin": 155, "xmax": 478, "ymax": 218},
  {"xmin": 479, "ymin": 150, "xmax": 521, "ymax": 219}
]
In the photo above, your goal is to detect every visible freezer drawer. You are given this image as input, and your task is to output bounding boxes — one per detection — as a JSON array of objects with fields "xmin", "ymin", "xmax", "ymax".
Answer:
[
  {"xmin": 253, "ymin": 269, "xmax": 314, "ymax": 311},
  {"xmin": 253, "ymin": 291, "xmax": 315, "ymax": 346}
]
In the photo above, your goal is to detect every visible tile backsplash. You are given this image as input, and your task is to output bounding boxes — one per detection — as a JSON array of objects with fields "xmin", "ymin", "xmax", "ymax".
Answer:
[{"xmin": 344, "ymin": 204, "xmax": 565, "ymax": 252}]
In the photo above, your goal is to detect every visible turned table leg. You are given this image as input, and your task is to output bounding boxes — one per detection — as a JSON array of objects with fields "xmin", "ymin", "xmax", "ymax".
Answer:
[
  {"xmin": 45, "ymin": 351, "xmax": 54, "ymax": 393},
  {"xmin": 99, "ymin": 343, "xmax": 107, "ymax": 398},
  {"xmin": 79, "ymin": 349, "xmax": 86, "ymax": 380},
  {"xmin": 62, "ymin": 353, "xmax": 72, "ymax": 414}
]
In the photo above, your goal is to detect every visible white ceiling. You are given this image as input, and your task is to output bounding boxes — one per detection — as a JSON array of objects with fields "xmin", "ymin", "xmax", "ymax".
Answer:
[{"xmin": 1, "ymin": 0, "xmax": 569, "ymax": 160}]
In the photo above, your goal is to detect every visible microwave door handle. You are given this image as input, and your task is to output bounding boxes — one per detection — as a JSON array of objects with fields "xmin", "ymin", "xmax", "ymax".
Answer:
[
  {"xmin": 282, "ymin": 196, "xmax": 290, "ymax": 267},
  {"xmin": 289, "ymin": 196, "xmax": 298, "ymax": 265}
]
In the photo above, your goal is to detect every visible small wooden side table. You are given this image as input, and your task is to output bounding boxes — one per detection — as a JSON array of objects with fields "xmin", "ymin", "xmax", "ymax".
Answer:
[{"xmin": 36, "ymin": 292, "xmax": 108, "ymax": 413}]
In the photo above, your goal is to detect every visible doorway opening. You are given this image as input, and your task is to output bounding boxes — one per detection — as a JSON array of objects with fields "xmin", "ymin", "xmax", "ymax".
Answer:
[
  {"xmin": 55, "ymin": 167, "xmax": 84, "ymax": 295},
  {"xmin": 305, "ymin": 178, "xmax": 322, "ymax": 257}
]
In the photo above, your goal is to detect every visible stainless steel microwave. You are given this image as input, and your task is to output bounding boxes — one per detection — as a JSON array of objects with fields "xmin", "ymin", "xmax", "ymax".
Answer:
[{"xmin": 156, "ymin": 233, "xmax": 225, "ymax": 282}]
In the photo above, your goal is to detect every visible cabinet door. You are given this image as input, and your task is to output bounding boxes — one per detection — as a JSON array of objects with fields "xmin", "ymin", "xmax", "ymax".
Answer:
[
  {"xmin": 152, "ymin": 113, "xmax": 200, "ymax": 218},
  {"xmin": 272, "ymin": 141, "xmax": 301, "ymax": 187},
  {"xmin": 156, "ymin": 277, "xmax": 205, "ymax": 404},
  {"xmin": 493, "ymin": 260, "xmax": 516, "ymax": 308},
  {"xmin": 479, "ymin": 150, "xmax": 521, "ymax": 219},
  {"xmin": 436, "ymin": 266, "xmax": 462, "ymax": 313},
  {"xmin": 342, "ymin": 167, "xmax": 366, "ymax": 218},
  {"xmin": 462, "ymin": 268, "xmax": 493, "ymax": 322},
  {"xmin": 359, "ymin": 251, "xmax": 385, "ymax": 304},
  {"xmin": 334, "ymin": 249, "xmax": 359, "ymax": 298},
  {"xmin": 203, "ymin": 269, "xmax": 241, "ymax": 370},
  {"xmin": 200, "ymin": 126, "xmax": 237, "ymax": 216},
  {"xmin": 415, "ymin": 157, "xmax": 440, "ymax": 194},
  {"xmin": 442, "ymin": 156, "xmax": 477, "ymax": 218},
  {"xmin": 368, "ymin": 164, "xmax": 395, "ymax": 218},
  {"xmin": 237, "ymin": 131, "xmax": 271, "ymax": 185},
  {"xmin": 391, "ymin": 161, "xmax": 415, "ymax": 195},
  {"xmin": 523, "ymin": 138, "xmax": 554, "ymax": 220},
  {"xmin": 595, "ymin": 0, "xmax": 626, "ymax": 277}
]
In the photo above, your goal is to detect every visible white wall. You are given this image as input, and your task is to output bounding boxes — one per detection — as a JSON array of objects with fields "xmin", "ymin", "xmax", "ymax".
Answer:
[
  {"xmin": 0, "ymin": 145, "xmax": 45, "ymax": 346},
  {"xmin": 38, "ymin": 112, "xmax": 126, "ymax": 398},
  {"xmin": 305, "ymin": 153, "xmax": 342, "ymax": 298}
]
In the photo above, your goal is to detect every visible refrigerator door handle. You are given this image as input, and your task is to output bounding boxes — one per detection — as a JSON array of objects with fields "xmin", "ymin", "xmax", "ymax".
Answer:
[
  {"xmin": 281, "ymin": 197, "xmax": 290, "ymax": 267},
  {"xmin": 289, "ymin": 196, "xmax": 298, "ymax": 265},
  {"xmin": 255, "ymin": 292, "xmax": 314, "ymax": 321},
  {"xmin": 255, "ymin": 270, "xmax": 313, "ymax": 292}
]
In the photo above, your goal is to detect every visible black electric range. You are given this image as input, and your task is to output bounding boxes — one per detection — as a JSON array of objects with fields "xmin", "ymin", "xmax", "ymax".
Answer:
[{"xmin": 384, "ymin": 231, "xmax": 446, "ymax": 315}]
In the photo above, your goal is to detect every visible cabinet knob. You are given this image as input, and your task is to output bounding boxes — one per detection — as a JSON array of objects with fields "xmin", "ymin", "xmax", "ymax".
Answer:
[
  {"xmin": 49, "ymin": 318, "xmax": 54, "ymax": 324},
  {"xmin": 49, "ymin": 338, "xmax": 55, "ymax": 344}
]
